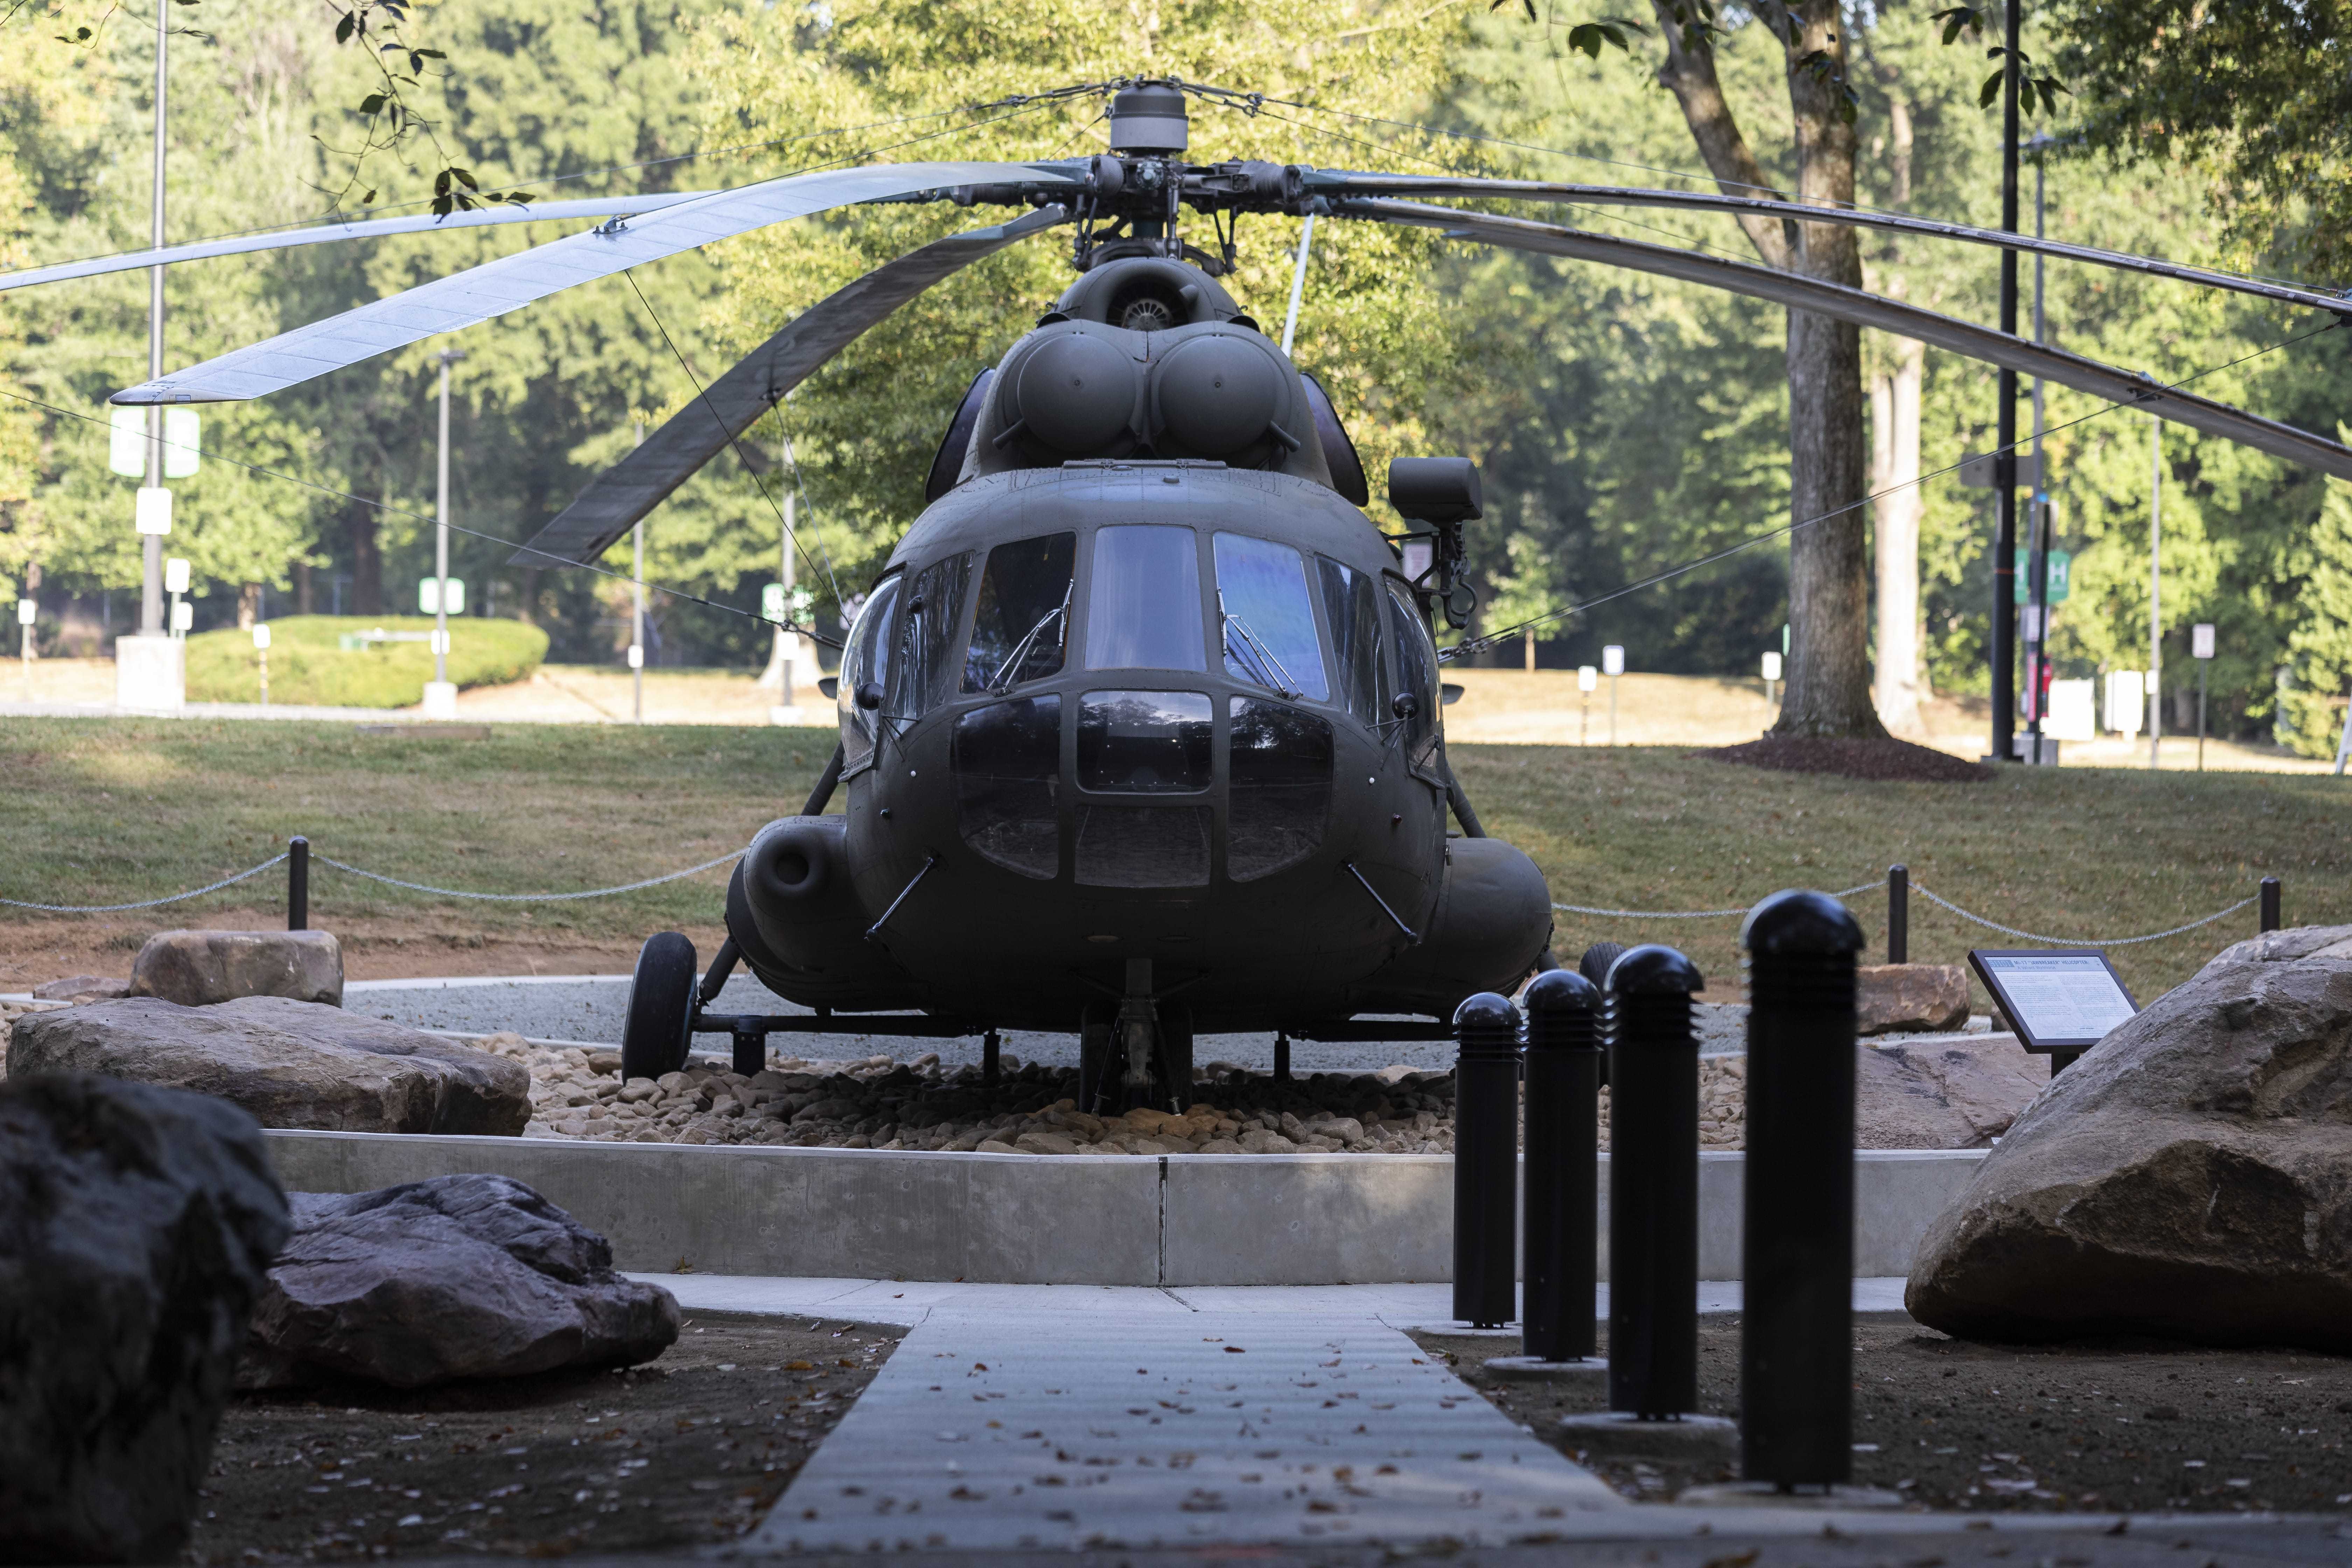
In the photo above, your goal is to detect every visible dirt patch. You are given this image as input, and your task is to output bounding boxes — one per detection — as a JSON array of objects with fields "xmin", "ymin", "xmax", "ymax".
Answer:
[
  {"xmin": 0, "ymin": 912, "xmax": 728, "ymax": 991},
  {"xmin": 186, "ymin": 1313, "xmax": 899, "ymax": 1563},
  {"xmin": 1413, "ymin": 1323, "xmax": 2352, "ymax": 1513},
  {"xmin": 1694, "ymin": 735, "xmax": 1995, "ymax": 783}
]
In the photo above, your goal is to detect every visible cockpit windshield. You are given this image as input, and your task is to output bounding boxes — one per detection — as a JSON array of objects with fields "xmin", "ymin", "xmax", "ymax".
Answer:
[
  {"xmin": 1083, "ymin": 525, "xmax": 1205, "ymax": 672},
  {"xmin": 964, "ymin": 532, "xmax": 1076, "ymax": 693},
  {"xmin": 1214, "ymin": 532, "xmax": 1329, "ymax": 702}
]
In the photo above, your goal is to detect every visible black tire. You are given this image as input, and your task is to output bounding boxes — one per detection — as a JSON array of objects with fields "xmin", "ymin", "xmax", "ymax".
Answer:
[
  {"xmin": 621, "ymin": 931, "xmax": 698, "ymax": 1083},
  {"xmin": 1578, "ymin": 940, "xmax": 1629, "ymax": 990}
]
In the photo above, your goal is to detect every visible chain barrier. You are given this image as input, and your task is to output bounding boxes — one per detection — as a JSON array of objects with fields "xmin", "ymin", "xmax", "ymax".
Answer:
[
  {"xmin": 0, "ymin": 853, "xmax": 290, "ymax": 913},
  {"xmin": 310, "ymin": 851, "xmax": 744, "ymax": 903},
  {"xmin": 1908, "ymin": 884, "xmax": 2261, "ymax": 948},
  {"xmin": 1552, "ymin": 881, "xmax": 1881, "ymax": 920}
]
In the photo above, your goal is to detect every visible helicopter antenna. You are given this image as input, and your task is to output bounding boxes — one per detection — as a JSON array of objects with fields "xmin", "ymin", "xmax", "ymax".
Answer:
[{"xmin": 1279, "ymin": 214, "xmax": 1316, "ymax": 355}]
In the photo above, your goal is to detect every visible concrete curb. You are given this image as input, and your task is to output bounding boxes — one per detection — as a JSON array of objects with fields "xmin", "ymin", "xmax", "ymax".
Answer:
[{"xmin": 261, "ymin": 1132, "xmax": 1983, "ymax": 1286}]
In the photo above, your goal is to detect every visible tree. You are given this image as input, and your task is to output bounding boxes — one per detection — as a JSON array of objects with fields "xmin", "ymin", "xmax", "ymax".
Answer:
[{"xmin": 2281, "ymin": 441, "xmax": 2352, "ymax": 759}]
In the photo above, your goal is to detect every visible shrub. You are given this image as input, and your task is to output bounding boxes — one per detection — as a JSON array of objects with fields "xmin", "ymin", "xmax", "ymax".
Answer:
[{"xmin": 185, "ymin": 615, "xmax": 550, "ymax": 708}]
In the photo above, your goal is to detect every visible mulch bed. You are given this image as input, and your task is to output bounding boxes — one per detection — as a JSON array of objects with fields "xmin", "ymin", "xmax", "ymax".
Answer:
[
  {"xmin": 1695, "ymin": 735, "xmax": 1995, "ymax": 784},
  {"xmin": 1416, "ymin": 1323, "xmax": 2352, "ymax": 1514},
  {"xmin": 186, "ymin": 1315, "xmax": 901, "ymax": 1562}
]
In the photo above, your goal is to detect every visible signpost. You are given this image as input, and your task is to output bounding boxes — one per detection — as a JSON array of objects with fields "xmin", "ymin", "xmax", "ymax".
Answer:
[
  {"xmin": 2192, "ymin": 622, "xmax": 2214, "ymax": 771},
  {"xmin": 1967, "ymin": 949, "xmax": 2140, "ymax": 1074},
  {"xmin": 251, "ymin": 622, "xmax": 271, "ymax": 707},
  {"xmin": 1578, "ymin": 664, "xmax": 1597, "ymax": 746},
  {"xmin": 1602, "ymin": 644, "xmax": 1624, "ymax": 746},
  {"xmin": 1761, "ymin": 650, "xmax": 1781, "ymax": 716}
]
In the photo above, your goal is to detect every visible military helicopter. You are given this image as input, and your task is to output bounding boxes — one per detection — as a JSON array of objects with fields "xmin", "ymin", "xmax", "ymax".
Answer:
[{"xmin": 89, "ymin": 80, "xmax": 2352, "ymax": 1108}]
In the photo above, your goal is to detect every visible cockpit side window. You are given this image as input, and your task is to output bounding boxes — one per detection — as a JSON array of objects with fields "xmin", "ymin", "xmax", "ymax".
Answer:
[
  {"xmin": 1083, "ymin": 525, "xmax": 1206, "ymax": 673},
  {"xmin": 888, "ymin": 552, "xmax": 974, "ymax": 719},
  {"xmin": 962, "ymin": 532, "xmax": 1077, "ymax": 694},
  {"xmin": 1315, "ymin": 555, "xmax": 1381, "ymax": 727},
  {"xmin": 1383, "ymin": 578, "xmax": 1440, "ymax": 774},
  {"xmin": 837, "ymin": 574, "xmax": 902, "ymax": 770},
  {"xmin": 1213, "ymin": 533, "xmax": 1330, "ymax": 703}
]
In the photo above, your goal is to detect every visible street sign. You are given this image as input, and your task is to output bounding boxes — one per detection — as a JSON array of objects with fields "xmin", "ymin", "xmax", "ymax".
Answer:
[
  {"xmin": 417, "ymin": 578, "xmax": 465, "ymax": 616},
  {"xmin": 1760, "ymin": 651, "xmax": 1782, "ymax": 682},
  {"xmin": 2105, "ymin": 670, "xmax": 2146, "ymax": 736},
  {"xmin": 108, "ymin": 406, "xmax": 200, "ymax": 477},
  {"xmin": 1601, "ymin": 644, "xmax": 1625, "ymax": 677},
  {"xmin": 2192, "ymin": 623, "xmax": 2215, "ymax": 660},
  {"xmin": 2013, "ymin": 548, "xmax": 2072, "ymax": 603},
  {"xmin": 1961, "ymin": 451, "xmax": 2046, "ymax": 489}
]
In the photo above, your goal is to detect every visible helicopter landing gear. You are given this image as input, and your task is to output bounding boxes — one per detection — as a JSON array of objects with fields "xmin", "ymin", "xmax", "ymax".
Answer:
[
  {"xmin": 1081, "ymin": 962, "xmax": 1192, "ymax": 1116},
  {"xmin": 621, "ymin": 931, "xmax": 697, "ymax": 1082}
]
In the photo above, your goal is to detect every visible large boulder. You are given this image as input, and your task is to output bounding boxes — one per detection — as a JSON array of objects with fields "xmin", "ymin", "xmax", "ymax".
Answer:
[
  {"xmin": 131, "ymin": 928, "xmax": 344, "ymax": 1007},
  {"xmin": 1907, "ymin": 925, "xmax": 2352, "ymax": 1350},
  {"xmin": 240, "ymin": 1174, "xmax": 680, "ymax": 1388},
  {"xmin": 0, "ymin": 1072, "xmax": 291, "ymax": 1563},
  {"xmin": 8, "ymin": 995, "xmax": 530, "ymax": 1135},
  {"xmin": 1856, "ymin": 962, "xmax": 1970, "ymax": 1034},
  {"xmin": 1858, "ymin": 1034, "xmax": 2044, "ymax": 1149},
  {"xmin": 31, "ymin": 976, "xmax": 131, "ymax": 1003}
]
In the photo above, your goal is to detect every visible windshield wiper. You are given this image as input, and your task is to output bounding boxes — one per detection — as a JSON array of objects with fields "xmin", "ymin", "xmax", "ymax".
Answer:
[
  {"xmin": 989, "ymin": 584, "xmax": 1072, "ymax": 693},
  {"xmin": 1219, "ymin": 592, "xmax": 1299, "ymax": 698}
]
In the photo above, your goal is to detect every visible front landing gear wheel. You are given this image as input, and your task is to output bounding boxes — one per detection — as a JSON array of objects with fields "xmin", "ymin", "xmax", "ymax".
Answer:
[{"xmin": 622, "ymin": 932, "xmax": 697, "ymax": 1082}]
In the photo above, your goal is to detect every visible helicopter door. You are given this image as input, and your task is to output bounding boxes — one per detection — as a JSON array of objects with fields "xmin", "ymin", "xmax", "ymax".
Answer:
[
  {"xmin": 836, "ymin": 574, "xmax": 902, "ymax": 774},
  {"xmin": 1382, "ymin": 579, "xmax": 1442, "ymax": 777}
]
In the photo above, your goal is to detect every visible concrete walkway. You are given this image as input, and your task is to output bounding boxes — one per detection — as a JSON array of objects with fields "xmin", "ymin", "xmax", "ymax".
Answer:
[{"xmin": 608, "ymin": 1276, "xmax": 2169, "ymax": 1554}]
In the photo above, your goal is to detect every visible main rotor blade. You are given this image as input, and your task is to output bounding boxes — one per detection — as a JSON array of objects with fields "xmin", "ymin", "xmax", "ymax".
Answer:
[
  {"xmin": 1306, "ymin": 173, "xmax": 2352, "ymax": 322},
  {"xmin": 0, "ymin": 194, "xmax": 719, "ymax": 295},
  {"xmin": 1349, "ymin": 199, "xmax": 2352, "ymax": 481},
  {"xmin": 510, "ymin": 205, "xmax": 1071, "ymax": 572},
  {"xmin": 110, "ymin": 160, "xmax": 1083, "ymax": 406}
]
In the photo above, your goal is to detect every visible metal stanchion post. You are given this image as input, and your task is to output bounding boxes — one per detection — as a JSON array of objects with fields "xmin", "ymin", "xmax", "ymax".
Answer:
[
  {"xmin": 1451, "ymin": 992, "xmax": 1521, "ymax": 1330},
  {"xmin": 1886, "ymin": 864, "xmax": 1908, "ymax": 964},
  {"xmin": 1738, "ymin": 889, "xmax": 1865, "ymax": 1491},
  {"xmin": 983, "ymin": 1029, "xmax": 1002, "ymax": 1086},
  {"xmin": 1517, "ymin": 970, "xmax": 1602, "ymax": 1368},
  {"xmin": 287, "ymin": 835, "xmax": 308, "ymax": 931},
  {"xmin": 1603, "ymin": 946, "xmax": 1701, "ymax": 1417},
  {"xmin": 2261, "ymin": 877, "xmax": 2281, "ymax": 933}
]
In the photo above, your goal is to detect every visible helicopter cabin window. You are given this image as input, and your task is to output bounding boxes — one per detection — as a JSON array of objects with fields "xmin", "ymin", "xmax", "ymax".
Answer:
[
  {"xmin": 1213, "ymin": 533, "xmax": 1330, "ymax": 702},
  {"xmin": 1228, "ymin": 698, "xmax": 1332, "ymax": 881},
  {"xmin": 836, "ymin": 575, "xmax": 902, "ymax": 770},
  {"xmin": 888, "ymin": 552, "xmax": 974, "ymax": 718},
  {"xmin": 1315, "ymin": 556, "xmax": 1382, "ymax": 727},
  {"xmin": 1074, "ymin": 689, "xmax": 1212, "ymax": 889},
  {"xmin": 952, "ymin": 695, "xmax": 1061, "ymax": 880},
  {"xmin": 1384, "ymin": 579, "xmax": 1441, "ymax": 774},
  {"xmin": 1082, "ymin": 525, "xmax": 1205, "ymax": 673},
  {"xmin": 1077, "ymin": 690, "xmax": 1212, "ymax": 793},
  {"xmin": 962, "ymin": 532, "xmax": 1076, "ymax": 694}
]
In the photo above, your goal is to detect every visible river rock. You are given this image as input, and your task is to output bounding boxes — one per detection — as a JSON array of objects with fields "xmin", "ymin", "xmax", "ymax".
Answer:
[
  {"xmin": 1856, "ymin": 963, "xmax": 1970, "ymax": 1034},
  {"xmin": 0, "ymin": 1072, "xmax": 290, "ymax": 1563},
  {"xmin": 1907, "ymin": 925, "xmax": 2352, "ymax": 1351},
  {"xmin": 131, "ymin": 928, "xmax": 344, "ymax": 1007},
  {"xmin": 240, "ymin": 1174, "xmax": 680, "ymax": 1388},
  {"xmin": 8, "ymin": 995, "xmax": 530, "ymax": 1135}
]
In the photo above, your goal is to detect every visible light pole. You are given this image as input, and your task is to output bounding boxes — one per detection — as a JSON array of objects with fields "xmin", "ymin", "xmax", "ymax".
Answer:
[
  {"xmin": 2023, "ymin": 131, "xmax": 2055, "ymax": 765},
  {"xmin": 2149, "ymin": 416, "xmax": 2163, "ymax": 768},
  {"xmin": 1989, "ymin": 0, "xmax": 2022, "ymax": 764},
  {"xmin": 115, "ymin": 0, "xmax": 184, "ymax": 710},
  {"xmin": 426, "ymin": 346, "xmax": 467, "ymax": 719},
  {"xmin": 630, "ymin": 418, "xmax": 645, "ymax": 723}
]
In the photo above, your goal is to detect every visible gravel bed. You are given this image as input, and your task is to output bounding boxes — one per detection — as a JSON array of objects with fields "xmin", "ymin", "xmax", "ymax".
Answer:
[{"xmin": 477, "ymin": 1032, "xmax": 1761, "ymax": 1154}]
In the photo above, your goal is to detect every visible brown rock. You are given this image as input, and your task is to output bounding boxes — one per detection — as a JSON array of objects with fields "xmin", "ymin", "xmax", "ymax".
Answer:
[
  {"xmin": 130, "ymin": 929, "xmax": 344, "ymax": 1007},
  {"xmin": 1856, "ymin": 963, "xmax": 1970, "ymax": 1035},
  {"xmin": 1860, "ymin": 1035, "xmax": 2045, "ymax": 1148},
  {"xmin": 8, "ymin": 995, "xmax": 530, "ymax": 1135},
  {"xmin": 30, "ymin": 975, "xmax": 131, "ymax": 1003},
  {"xmin": 1906, "ymin": 925, "xmax": 2352, "ymax": 1351}
]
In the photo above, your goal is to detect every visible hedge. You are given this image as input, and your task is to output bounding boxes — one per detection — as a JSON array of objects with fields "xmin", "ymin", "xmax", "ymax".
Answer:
[{"xmin": 185, "ymin": 615, "xmax": 550, "ymax": 708}]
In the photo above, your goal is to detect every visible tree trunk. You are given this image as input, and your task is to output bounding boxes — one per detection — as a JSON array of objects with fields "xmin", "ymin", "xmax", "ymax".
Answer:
[
  {"xmin": 1650, "ymin": 0, "xmax": 1885, "ymax": 739},
  {"xmin": 1869, "ymin": 337, "xmax": 1926, "ymax": 733},
  {"xmin": 346, "ymin": 499, "xmax": 382, "ymax": 616}
]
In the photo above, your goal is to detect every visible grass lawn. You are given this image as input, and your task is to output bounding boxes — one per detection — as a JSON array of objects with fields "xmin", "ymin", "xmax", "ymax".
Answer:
[{"xmin": 1, "ymin": 718, "xmax": 2343, "ymax": 1005}]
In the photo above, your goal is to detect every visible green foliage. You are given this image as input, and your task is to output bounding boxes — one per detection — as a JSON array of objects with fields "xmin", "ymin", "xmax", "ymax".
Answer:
[
  {"xmin": 2279, "ymin": 449, "xmax": 2352, "ymax": 759},
  {"xmin": 184, "ymin": 614, "xmax": 547, "ymax": 706}
]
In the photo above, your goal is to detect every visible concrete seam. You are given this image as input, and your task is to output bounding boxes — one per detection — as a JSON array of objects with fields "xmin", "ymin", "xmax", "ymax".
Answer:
[{"xmin": 1156, "ymin": 1154, "xmax": 1169, "ymax": 1286}]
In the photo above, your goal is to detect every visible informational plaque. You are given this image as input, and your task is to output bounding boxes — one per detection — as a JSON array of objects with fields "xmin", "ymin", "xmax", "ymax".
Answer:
[{"xmin": 1967, "ymin": 950, "xmax": 2141, "ymax": 1053}]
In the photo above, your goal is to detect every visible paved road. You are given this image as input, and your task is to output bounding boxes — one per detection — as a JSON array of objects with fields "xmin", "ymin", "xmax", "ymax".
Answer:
[{"xmin": 342, "ymin": 977, "xmax": 1758, "ymax": 1072}]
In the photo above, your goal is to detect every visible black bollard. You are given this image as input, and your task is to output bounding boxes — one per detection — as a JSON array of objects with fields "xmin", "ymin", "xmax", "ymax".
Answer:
[
  {"xmin": 1522, "ymin": 969, "xmax": 1602, "ymax": 1363},
  {"xmin": 1739, "ymin": 888, "xmax": 1866, "ymax": 1489},
  {"xmin": 2261, "ymin": 876, "xmax": 2282, "ymax": 933},
  {"xmin": 1451, "ymin": 992, "xmax": 1522, "ymax": 1330},
  {"xmin": 287, "ymin": 836, "xmax": 309, "ymax": 931},
  {"xmin": 1604, "ymin": 945, "xmax": 1702, "ymax": 1419}
]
